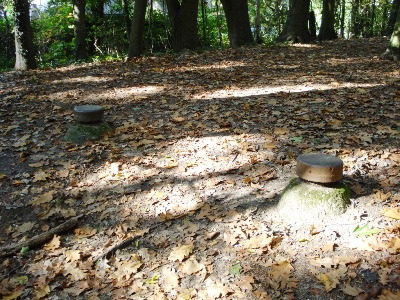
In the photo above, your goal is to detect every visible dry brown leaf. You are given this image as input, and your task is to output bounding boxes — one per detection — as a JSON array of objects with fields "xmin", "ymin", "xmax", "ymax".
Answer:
[
  {"xmin": 382, "ymin": 208, "xmax": 400, "ymax": 220},
  {"xmin": 43, "ymin": 235, "xmax": 61, "ymax": 251},
  {"xmin": 317, "ymin": 273, "xmax": 339, "ymax": 292},
  {"xmin": 342, "ymin": 281, "xmax": 364, "ymax": 296},
  {"xmin": 66, "ymin": 250, "xmax": 81, "ymax": 262},
  {"xmin": 181, "ymin": 259, "xmax": 204, "ymax": 275},
  {"xmin": 2, "ymin": 286, "xmax": 24, "ymax": 300},
  {"xmin": 32, "ymin": 170, "xmax": 49, "ymax": 182},
  {"xmin": 387, "ymin": 237, "xmax": 400, "ymax": 254},
  {"xmin": 235, "ymin": 275, "xmax": 254, "ymax": 291},
  {"xmin": 161, "ymin": 268, "xmax": 180, "ymax": 292},
  {"xmin": 16, "ymin": 222, "xmax": 35, "ymax": 234},
  {"xmin": 378, "ymin": 289, "xmax": 400, "ymax": 300},
  {"xmin": 206, "ymin": 283, "xmax": 232, "ymax": 298},
  {"xmin": 28, "ymin": 191, "xmax": 54, "ymax": 206},
  {"xmin": 34, "ymin": 284, "xmax": 50, "ymax": 299},
  {"xmin": 168, "ymin": 244, "xmax": 194, "ymax": 262}
]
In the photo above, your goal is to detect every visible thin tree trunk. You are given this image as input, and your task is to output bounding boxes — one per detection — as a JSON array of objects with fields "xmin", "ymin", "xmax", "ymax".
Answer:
[
  {"xmin": 73, "ymin": 0, "xmax": 88, "ymax": 60},
  {"xmin": 122, "ymin": 0, "xmax": 132, "ymax": 40},
  {"xmin": 340, "ymin": 0, "xmax": 345, "ymax": 38},
  {"xmin": 351, "ymin": 0, "xmax": 361, "ymax": 37},
  {"xmin": 370, "ymin": 0, "xmax": 376, "ymax": 36},
  {"xmin": 309, "ymin": 10, "xmax": 317, "ymax": 40},
  {"xmin": 128, "ymin": 0, "xmax": 147, "ymax": 58},
  {"xmin": 1, "ymin": 6, "xmax": 13, "ymax": 62},
  {"xmin": 255, "ymin": 0, "xmax": 263, "ymax": 43},
  {"xmin": 216, "ymin": 0, "xmax": 222, "ymax": 46},
  {"xmin": 13, "ymin": 0, "xmax": 37, "ymax": 70}
]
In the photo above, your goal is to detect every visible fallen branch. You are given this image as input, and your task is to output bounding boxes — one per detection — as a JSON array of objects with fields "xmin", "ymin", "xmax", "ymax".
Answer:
[
  {"xmin": 92, "ymin": 213, "xmax": 191, "ymax": 263},
  {"xmin": 0, "ymin": 215, "xmax": 82, "ymax": 258}
]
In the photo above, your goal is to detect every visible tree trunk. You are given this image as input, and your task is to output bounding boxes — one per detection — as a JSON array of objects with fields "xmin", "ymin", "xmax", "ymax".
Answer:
[
  {"xmin": 386, "ymin": 0, "xmax": 400, "ymax": 36},
  {"xmin": 122, "ymin": 0, "xmax": 132, "ymax": 40},
  {"xmin": 351, "ymin": 0, "xmax": 361, "ymax": 37},
  {"xmin": 13, "ymin": 0, "xmax": 37, "ymax": 70},
  {"xmin": 165, "ymin": 0, "xmax": 200, "ymax": 52},
  {"xmin": 220, "ymin": 0, "xmax": 253, "ymax": 48},
  {"xmin": 255, "ymin": 0, "xmax": 263, "ymax": 44},
  {"xmin": 276, "ymin": 0, "xmax": 312, "ymax": 43},
  {"xmin": 318, "ymin": 0, "xmax": 338, "ymax": 40},
  {"xmin": 73, "ymin": 0, "xmax": 88, "ymax": 60},
  {"xmin": 1, "ymin": 5, "xmax": 13, "ymax": 63},
  {"xmin": 90, "ymin": 0, "xmax": 104, "ymax": 55},
  {"xmin": 340, "ymin": 0, "xmax": 345, "ymax": 38},
  {"xmin": 128, "ymin": 0, "xmax": 147, "ymax": 58},
  {"xmin": 382, "ymin": 8, "xmax": 400, "ymax": 60},
  {"xmin": 309, "ymin": 10, "xmax": 317, "ymax": 40}
]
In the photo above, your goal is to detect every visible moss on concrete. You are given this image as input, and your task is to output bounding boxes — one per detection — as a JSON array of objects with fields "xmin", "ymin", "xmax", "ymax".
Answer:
[
  {"xmin": 64, "ymin": 122, "xmax": 113, "ymax": 144},
  {"xmin": 277, "ymin": 177, "xmax": 350, "ymax": 222}
]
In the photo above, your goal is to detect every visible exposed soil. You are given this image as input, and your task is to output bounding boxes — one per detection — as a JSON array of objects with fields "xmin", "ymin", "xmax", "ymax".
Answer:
[{"xmin": 0, "ymin": 38, "xmax": 399, "ymax": 300}]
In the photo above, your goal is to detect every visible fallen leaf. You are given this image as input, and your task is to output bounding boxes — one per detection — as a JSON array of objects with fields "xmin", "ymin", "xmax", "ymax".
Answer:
[
  {"xmin": 168, "ymin": 244, "xmax": 194, "ymax": 262},
  {"xmin": 34, "ymin": 284, "xmax": 50, "ymax": 299},
  {"xmin": 382, "ymin": 208, "xmax": 400, "ymax": 220},
  {"xmin": 32, "ymin": 170, "xmax": 49, "ymax": 182},
  {"xmin": 66, "ymin": 250, "xmax": 81, "ymax": 262},
  {"xmin": 28, "ymin": 191, "xmax": 54, "ymax": 206},
  {"xmin": 181, "ymin": 259, "xmax": 204, "ymax": 275},
  {"xmin": 353, "ymin": 224, "xmax": 380, "ymax": 236},
  {"xmin": 43, "ymin": 235, "xmax": 61, "ymax": 251},
  {"xmin": 342, "ymin": 281, "xmax": 364, "ymax": 296}
]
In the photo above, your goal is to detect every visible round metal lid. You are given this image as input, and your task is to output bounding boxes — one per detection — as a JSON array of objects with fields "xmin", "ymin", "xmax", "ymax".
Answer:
[
  {"xmin": 296, "ymin": 153, "xmax": 343, "ymax": 183},
  {"xmin": 74, "ymin": 105, "xmax": 104, "ymax": 123}
]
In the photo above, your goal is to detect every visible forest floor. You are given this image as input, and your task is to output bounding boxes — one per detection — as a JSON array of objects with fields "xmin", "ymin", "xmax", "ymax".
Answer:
[{"xmin": 0, "ymin": 37, "xmax": 399, "ymax": 300}]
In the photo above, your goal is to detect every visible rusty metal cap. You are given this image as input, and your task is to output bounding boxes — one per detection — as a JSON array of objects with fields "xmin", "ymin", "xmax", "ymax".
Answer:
[{"xmin": 296, "ymin": 153, "xmax": 343, "ymax": 183}]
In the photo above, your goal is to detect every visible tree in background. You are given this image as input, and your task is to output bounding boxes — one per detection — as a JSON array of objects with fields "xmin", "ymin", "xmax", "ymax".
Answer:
[
  {"xmin": 165, "ymin": 0, "xmax": 200, "ymax": 51},
  {"xmin": 382, "ymin": 7, "xmax": 400, "ymax": 60},
  {"xmin": 128, "ymin": 0, "xmax": 147, "ymax": 57},
  {"xmin": 386, "ymin": 0, "xmax": 400, "ymax": 36},
  {"xmin": 220, "ymin": 0, "xmax": 253, "ymax": 47},
  {"xmin": 318, "ymin": 0, "xmax": 337, "ymax": 40},
  {"xmin": 13, "ymin": 0, "xmax": 37, "ymax": 69},
  {"xmin": 90, "ymin": 0, "xmax": 104, "ymax": 54},
  {"xmin": 0, "ymin": 2, "xmax": 14, "ymax": 70},
  {"xmin": 276, "ymin": 0, "xmax": 312, "ymax": 43},
  {"xmin": 73, "ymin": 0, "xmax": 88, "ymax": 60}
]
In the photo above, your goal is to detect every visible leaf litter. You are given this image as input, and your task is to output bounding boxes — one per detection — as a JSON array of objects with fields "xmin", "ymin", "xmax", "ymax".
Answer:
[{"xmin": 0, "ymin": 38, "xmax": 399, "ymax": 299}]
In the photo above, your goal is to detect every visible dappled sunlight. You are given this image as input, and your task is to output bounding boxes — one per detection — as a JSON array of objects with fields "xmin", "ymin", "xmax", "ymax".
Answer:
[
  {"xmin": 73, "ymin": 134, "xmax": 281, "ymax": 225},
  {"xmin": 48, "ymin": 84, "xmax": 165, "ymax": 104},
  {"xmin": 291, "ymin": 43, "xmax": 323, "ymax": 48},
  {"xmin": 192, "ymin": 82, "xmax": 383, "ymax": 99},
  {"xmin": 172, "ymin": 61, "xmax": 247, "ymax": 72},
  {"xmin": 52, "ymin": 75, "xmax": 115, "ymax": 84}
]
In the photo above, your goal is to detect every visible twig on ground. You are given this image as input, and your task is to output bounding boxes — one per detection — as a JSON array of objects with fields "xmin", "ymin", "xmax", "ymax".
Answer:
[{"xmin": 0, "ymin": 215, "xmax": 82, "ymax": 258}]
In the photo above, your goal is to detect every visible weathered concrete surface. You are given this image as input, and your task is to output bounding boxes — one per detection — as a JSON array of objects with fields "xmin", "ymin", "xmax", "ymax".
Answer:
[
  {"xmin": 277, "ymin": 177, "xmax": 350, "ymax": 223},
  {"xmin": 64, "ymin": 122, "xmax": 112, "ymax": 144}
]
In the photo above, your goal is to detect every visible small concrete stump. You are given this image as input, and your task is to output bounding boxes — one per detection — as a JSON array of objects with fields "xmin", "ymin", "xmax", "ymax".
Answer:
[
  {"xmin": 64, "ymin": 122, "xmax": 113, "ymax": 144},
  {"xmin": 74, "ymin": 105, "xmax": 104, "ymax": 124},
  {"xmin": 277, "ymin": 153, "xmax": 350, "ymax": 223},
  {"xmin": 65, "ymin": 105, "xmax": 112, "ymax": 144}
]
